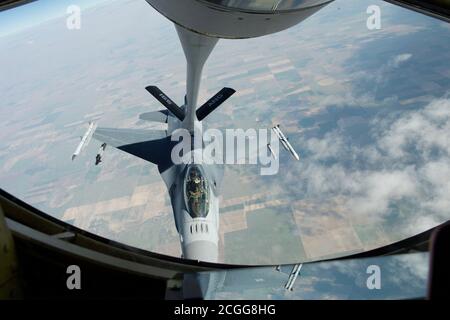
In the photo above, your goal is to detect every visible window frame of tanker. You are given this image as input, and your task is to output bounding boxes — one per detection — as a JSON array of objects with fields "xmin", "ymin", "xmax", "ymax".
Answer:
[
  {"xmin": 1, "ymin": 188, "xmax": 447, "ymax": 299},
  {"xmin": 0, "ymin": 188, "xmax": 246, "ymax": 299}
]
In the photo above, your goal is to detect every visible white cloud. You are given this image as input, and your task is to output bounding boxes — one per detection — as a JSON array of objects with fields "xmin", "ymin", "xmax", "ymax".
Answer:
[
  {"xmin": 389, "ymin": 53, "xmax": 413, "ymax": 68},
  {"xmin": 306, "ymin": 132, "xmax": 345, "ymax": 161},
  {"xmin": 371, "ymin": 53, "xmax": 413, "ymax": 83},
  {"xmin": 294, "ymin": 96, "xmax": 450, "ymax": 236},
  {"xmin": 379, "ymin": 97, "xmax": 450, "ymax": 160},
  {"xmin": 420, "ymin": 160, "xmax": 450, "ymax": 215},
  {"xmin": 346, "ymin": 169, "xmax": 418, "ymax": 217},
  {"xmin": 391, "ymin": 253, "xmax": 429, "ymax": 285}
]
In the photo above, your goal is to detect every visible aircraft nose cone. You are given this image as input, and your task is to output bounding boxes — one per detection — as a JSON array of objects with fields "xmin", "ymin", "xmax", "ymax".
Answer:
[{"xmin": 184, "ymin": 240, "xmax": 218, "ymax": 263}]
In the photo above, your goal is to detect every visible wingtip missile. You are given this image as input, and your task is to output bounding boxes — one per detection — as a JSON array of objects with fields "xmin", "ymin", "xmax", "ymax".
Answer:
[
  {"xmin": 272, "ymin": 125, "xmax": 300, "ymax": 161},
  {"xmin": 72, "ymin": 121, "xmax": 97, "ymax": 161}
]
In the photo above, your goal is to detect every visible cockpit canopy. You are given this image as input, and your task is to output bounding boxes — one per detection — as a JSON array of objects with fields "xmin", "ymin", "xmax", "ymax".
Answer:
[{"xmin": 184, "ymin": 165, "xmax": 210, "ymax": 218}]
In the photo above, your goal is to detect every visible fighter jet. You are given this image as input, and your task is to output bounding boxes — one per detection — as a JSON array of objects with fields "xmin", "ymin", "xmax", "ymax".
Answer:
[
  {"xmin": 93, "ymin": 86, "xmax": 234, "ymax": 263},
  {"xmin": 90, "ymin": 0, "xmax": 332, "ymax": 263}
]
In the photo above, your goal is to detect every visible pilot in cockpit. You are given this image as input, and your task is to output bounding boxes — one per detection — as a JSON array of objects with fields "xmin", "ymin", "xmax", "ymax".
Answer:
[{"xmin": 189, "ymin": 170, "xmax": 203, "ymax": 199}]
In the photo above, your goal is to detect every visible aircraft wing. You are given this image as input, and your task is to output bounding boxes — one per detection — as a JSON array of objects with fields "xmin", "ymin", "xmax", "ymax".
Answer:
[
  {"xmin": 93, "ymin": 127, "xmax": 176, "ymax": 172},
  {"xmin": 93, "ymin": 127, "xmax": 166, "ymax": 147}
]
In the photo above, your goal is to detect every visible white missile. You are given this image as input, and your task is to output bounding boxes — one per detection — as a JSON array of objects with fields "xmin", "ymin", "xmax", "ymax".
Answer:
[
  {"xmin": 272, "ymin": 125, "xmax": 300, "ymax": 161},
  {"xmin": 273, "ymin": 126, "xmax": 298, "ymax": 160},
  {"xmin": 72, "ymin": 122, "xmax": 97, "ymax": 161},
  {"xmin": 272, "ymin": 127, "xmax": 288, "ymax": 151},
  {"xmin": 267, "ymin": 143, "xmax": 277, "ymax": 160},
  {"xmin": 272, "ymin": 126, "xmax": 282, "ymax": 140},
  {"xmin": 285, "ymin": 264, "xmax": 302, "ymax": 291}
]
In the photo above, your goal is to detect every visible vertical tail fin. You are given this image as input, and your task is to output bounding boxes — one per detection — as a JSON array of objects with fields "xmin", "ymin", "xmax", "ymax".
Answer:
[
  {"xmin": 196, "ymin": 87, "xmax": 236, "ymax": 121},
  {"xmin": 145, "ymin": 86, "xmax": 185, "ymax": 121}
]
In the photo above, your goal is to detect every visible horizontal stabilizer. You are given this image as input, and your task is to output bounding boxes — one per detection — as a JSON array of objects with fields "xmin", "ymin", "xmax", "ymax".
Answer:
[
  {"xmin": 93, "ymin": 127, "xmax": 174, "ymax": 172},
  {"xmin": 146, "ymin": 86, "xmax": 185, "ymax": 121},
  {"xmin": 93, "ymin": 127, "xmax": 166, "ymax": 147},
  {"xmin": 118, "ymin": 136, "xmax": 176, "ymax": 173},
  {"xmin": 196, "ymin": 87, "xmax": 236, "ymax": 121},
  {"xmin": 139, "ymin": 110, "xmax": 169, "ymax": 123}
]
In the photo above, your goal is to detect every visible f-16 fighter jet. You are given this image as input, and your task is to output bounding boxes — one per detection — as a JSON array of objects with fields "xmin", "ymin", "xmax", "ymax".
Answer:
[{"xmin": 91, "ymin": 0, "xmax": 332, "ymax": 263}]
